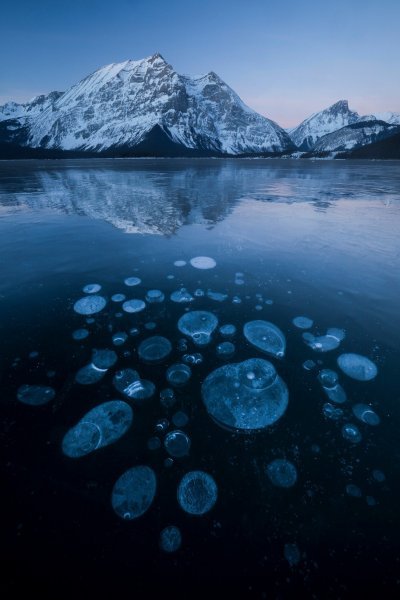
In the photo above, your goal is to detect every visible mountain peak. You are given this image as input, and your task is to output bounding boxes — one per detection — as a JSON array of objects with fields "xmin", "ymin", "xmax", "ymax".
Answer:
[
  {"xmin": 147, "ymin": 52, "xmax": 167, "ymax": 64},
  {"xmin": 329, "ymin": 100, "xmax": 350, "ymax": 112}
]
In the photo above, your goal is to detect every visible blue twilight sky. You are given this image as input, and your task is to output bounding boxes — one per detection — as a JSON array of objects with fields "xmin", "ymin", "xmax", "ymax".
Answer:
[{"xmin": 1, "ymin": 0, "xmax": 399, "ymax": 127}]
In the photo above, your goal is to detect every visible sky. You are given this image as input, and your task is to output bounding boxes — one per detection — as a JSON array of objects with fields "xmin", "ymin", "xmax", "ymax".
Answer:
[{"xmin": 1, "ymin": 0, "xmax": 399, "ymax": 127}]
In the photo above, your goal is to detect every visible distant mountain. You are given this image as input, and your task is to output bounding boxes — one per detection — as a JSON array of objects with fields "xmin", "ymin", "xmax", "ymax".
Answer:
[
  {"xmin": 313, "ymin": 120, "xmax": 400, "ymax": 152},
  {"xmin": 288, "ymin": 100, "xmax": 360, "ymax": 150},
  {"xmin": 358, "ymin": 112, "xmax": 400, "ymax": 126},
  {"xmin": 338, "ymin": 131, "xmax": 400, "ymax": 159},
  {"xmin": 0, "ymin": 54, "xmax": 293, "ymax": 157}
]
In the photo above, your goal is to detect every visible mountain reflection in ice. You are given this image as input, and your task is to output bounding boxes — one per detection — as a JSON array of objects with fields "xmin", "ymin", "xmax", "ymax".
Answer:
[{"xmin": 1, "ymin": 158, "xmax": 400, "ymax": 235}]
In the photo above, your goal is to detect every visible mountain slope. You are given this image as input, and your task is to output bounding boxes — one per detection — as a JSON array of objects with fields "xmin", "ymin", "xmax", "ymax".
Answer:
[
  {"xmin": 0, "ymin": 54, "xmax": 293, "ymax": 156},
  {"xmin": 289, "ymin": 100, "xmax": 359, "ymax": 150},
  {"xmin": 313, "ymin": 120, "xmax": 400, "ymax": 152},
  {"xmin": 338, "ymin": 131, "xmax": 400, "ymax": 159}
]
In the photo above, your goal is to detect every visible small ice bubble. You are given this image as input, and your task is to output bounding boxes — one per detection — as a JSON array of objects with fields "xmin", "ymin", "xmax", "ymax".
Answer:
[
  {"xmin": 145, "ymin": 289, "xmax": 165, "ymax": 303},
  {"xmin": 284, "ymin": 543, "xmax": 301, "ymax": 567},
  {"xmin": 72, "ymin": 328, "xmax": 89, "ymax": 341},
  {"xmin": 112, "ymin": 332, "xmax": 128, "ymax": 346},
  {"xmin": 243, "ymin": 320, "xmax": 286, "ymax": 359},
  {"xmin": 266, "ymin": 459, "xmax": 297, "ymax": 488},
  {"xmin": 164, "ymin": 430, "xmax": 191, "ymax": 458},
  {"xmin": 346, "ymin": 484, "xmax": 362, "ymax": 498},
  {"xmin": 122, "ymin": 299, "xmax": 146, "ymax": 313},
  {"xmin": 138, "ymin": 336, "xmax": 172, "ymax": 363},
  {"xmin": 166, "ymin": 363, "xmax": 192, "ymax": 387},
  {"xmin": 111, "ymin": 466, "xmax": 156, "ymax": 520},
  {"xmin": 83, "ymin": 283, "xmax": 101, "ymax": 294},
  {"xmin": 160, "ymin": 388, "xmax": 176, "ymax": 409},
  {"xmin": 170, "ymin": 288, "xmax": 194, "ymax": 304},
  {"xmin": 174, "ymin": 260, "xmax": 186, "ymax": 267},
  {"xmin": 17, "ymin": 384, "xmax": 55, "ymax": 406},
  {"xmin": 337, "ymin": 353, "xmax": 378, "ymax": 381},
  {"xmin": 172, "ymin": 411, "xmax": 189, "ymax": 428},
  {"xmin": 372, "ymin": 469, "xmax": 385, "ymax": 483},
  {"xmin": 219, "ymin": 324, "xmax": 236, "ymax": 338},
  {"xmin": 292, "ymin": 316, "xmax": 313, "ymax": 329},
  {"xmin": 177, "ymin": 471, "xmax": 218, "ymax": 515},
  {"xmin": 159, "ymin": 526, "xmax": 182, "ymax": 553},
  {"xmin": 147, "ymin": 436, "xmax": 161, "ymax": 451},
  {"xmin": 216, "ymin": 341, "xmax": 235, "ymax": 358},
  {"xmin": 124, "ymin": 277, "xmax": 141, "ymax": 287},
  {"xmin": 341, "ymin": 423, "xmax": 362, "ymax": 443},
  {"xmin": 74, "ymin": 295, "xmax": 107, "ymax": 316},
  {"xmin": 189, "ymin": 256, "xmax": 216, "ymax": 270},
  {"xmin": 111, "ymin": 293, "xmax": 126, "ymax": 302},
  {"xmin": 352, "ymin": 404, "xmax": 380, "ymax": 426}
]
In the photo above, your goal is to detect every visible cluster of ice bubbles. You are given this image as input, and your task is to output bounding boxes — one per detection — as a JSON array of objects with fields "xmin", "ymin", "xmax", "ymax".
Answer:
[
  {"xmin": 202, "ymin": 358, "xmax": 288, "ymax": 432},
  {"xmin": 62, "ymin": 401, "xmax": 133, "ymax": 458},
  {"xmin": 303, "ymin": 328, "xmax": 346, "ymax": 353}
]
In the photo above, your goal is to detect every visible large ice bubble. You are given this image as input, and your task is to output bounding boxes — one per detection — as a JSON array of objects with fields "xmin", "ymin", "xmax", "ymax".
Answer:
[
  {"xmin": 202, "ymin": 358, "xmax": 288, "ymax": 432},
  {"xmin": 243, "ymin": 321, "xmax": 286, "ymax": 359},
  {"xmin": 164, "ymin": 430, "xmax": 191, "ymax": 458},
  {"xmin": 122, "ymin": 299, "xmax": 146, "ymax": 314},
  {"xmin": 62, "ymin": 400, "xmax": 133, "ymax": 458},
  {"xmin": 73, "ymin": 295, "xmax": 107, "ymax": 316},
  {"xmin": 177, "ymin": 471, "xmax": 217, "ymax": 515},
  {"xmin": 17, "ymin": 384, "xmax": 55, "ymax": 406},
  {"xmin": 138, "ymin": 336, "xmax": 172, "ymax": 363},
  {"xmin": 189, "ymin": 256, "xmax": 216, "ymax": 270},
  {"xmin": 352, "ymin": 403, "xmax": 380, "ymax": 426},
  {"xmin": 337, "ymin": 353, "xmax": 378, "ymax": 381},
  {"xmin": 177, "ymin": 311, "xmax": 218, "ymax": 347},
  {"xmin": 266, "ymin": 459, "xmax": 297, "ymax": 488},
  {"xmin": 111, "ymin": 466, "xmax": 156, "ymax": 520}
]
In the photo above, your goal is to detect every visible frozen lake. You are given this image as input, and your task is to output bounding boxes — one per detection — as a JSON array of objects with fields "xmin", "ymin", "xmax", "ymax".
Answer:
[{"xmin": 1, "ymin": 158, "xmax": 399, "ymax": 595}]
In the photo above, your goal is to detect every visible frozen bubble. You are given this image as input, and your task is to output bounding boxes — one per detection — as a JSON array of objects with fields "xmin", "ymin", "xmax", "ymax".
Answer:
[
  {"xmin": 322, "ymin": 402, "xmax": 344, "ymax": 420},
  {"xmin": 74, "ymin": 295, "xmax": 107, "ymax": 316},
  {"xmin": 75, "ymin": 363, "xmax": 106, "ymax": 385},
  {"xmin": 366, "ymin": 496, "xmax": 377, "ymax": 506},
  {"xmin": 86, "ymin": 318, "xmax": 95, "ymax": 324},
  {"xmin": 129, "ymin": 327, "xmax": 140, "ymax": 337},
  {"xmin": 17, "ymin": 384, "xmax": 55, "ymax": 406},
  {"xmin": 166, "ymin": 363, "xmax": 192, "ymax": 387},
  {"xmin": 72, "ymin": 328, "xmax": 89, "ymax": 341},
  {"xmin": 190, "ymin": 256, "xmax": 216, "ymax": 270},
  {"xmin": 216, "ymin": 341, "xmax": 235, "ymax": 358},
  {"xmin": 177, "ymin": 338, "xmax": 188, "ymax": 352},
  {"xmin": 235, "ymin": 278, "xmax": 245, "ymax": 286},
  {"xmin": 122, "ymin": 299, "xmax": 146, "ymax": 313},
  {"xmin": 160, "ymin": 388, "xmax": 176, "ymax": 409},
  {"xmin": 207, "ymin": 290, "xmax": 228, "ymax": 302},
  {"xmin": 111, "ymin": 293, "xmax": 126, "ymax": 302},
  {"xmin": 177, "ymin": 471, "xmax": 217, "ymax": 515},
  {"xmin": 159, "ymin": 526, "xmax": 182, "ymax": 553},
  {"xmin": 144, "ymin": 321, "xmax": 156, "ymax": 331},
  {"xmin": 194, "ymin": 288, "xmax": 205, "ymax": 297},
  {"xmin": 318, "ymin": 369, "xmax": 339, "ymax": 388},
  {"xmin": 164, "ymin": 430, "xmax": 191, "ymax": 458},
  {"xmin": 265, "ymin": 299, "xmax": 273, "ymax": 305},
  {"xmin": 337, "ymin": 353, "xmax": 378, "ymax": 381},
  {"xmin": 284, "ymin": 543, "xmax": 301, "ymax": 567},
  {"xmin": 112, "ymin": 332, "xmax": 128, "ymax": 346},
  {"xmin": 352, "ymin": 403, "xmax": 380, "ymax": 426},
  {"xmin": 219, "ymin": 324, "xmax": 236, "ymax": 338},
  {"xmin": 111, "ymin": 466, "xmax": 156, "ymax": 520},
  {"xmin": 170, "ymin": 288, "xmax": 194, "ymax": 304},
  {"xmin": 124, "ymin": 276, "xmax": 141, "ymax": 287},
  {"xmin": 145, "ymin": 289, "xmax": 165, "ymax": 303},
  {"xmin": 62, "ymin": 400, "xmax": 133, "ymax": 458},
  {"xmin": 346, "ymin": 484, "xmax": 362, "ymax": 498},
  {"xmin": 325, "ymin": 384, "xmax": 347, "ymax": 404},
  {"xmin": 29, "ymin": 351, "xmax": 39, "ymax": 359},
  {"xmin": 327, "ymin": 327, "xmax": 346, "ymax": 341},
  {"xmin": 83, "ymin": 283, "xmax": 101, "ymax": 294},
  {"xmin": 174, "ymin": 260, "xmax": 186, "ymax": 267},
  {"xmin": 182, "ymin": 353, "xmax": 203, "ymax": 365},
  {"xmin": 302, "ymin": 359, "xmax": 316, "ymax": 371},
  {"xmin": 155, "ymin": 418, "xmax": 169, "ymax": 433},
  {"xmin": 232, "ymin": 296, "xmax": 242, "ymax": 304},
  {"xmin": 255, "ymin": 304, "xmax": 263, "ymax": 311},
  {"xmin": 113, "ymin": 369, "xmax": 155, "ymax": 401},
  {"xmin": 342, "ymin": 423, "xmax": 362, "ymax": 443},
  {"xmin": 147, "ymin": 436, "xmax": 161, "ymax": 451},
  {"xmin": 164, "ymin": 458, "xmax": 174, "ymax": 468},
  {"xmin": 266, "ymin": 459, "xmax": 297, "ymax": 488},
  {"xmin": 178, "ymin": 311, "xmax": 218, "ymax": 347},
  {"xmin": 372, "ymin": 469, "xmax": 386, "ymax": 483},
  {"xmin": 92, "ymin": 349, "xmax": 117, "ymax": 369},
  {"xmin": 202, "ymin": 358, "xmax": 288, "ymax": 432},
  {"xmin": 172, "ymin": 411, "xmax": 189, "ymax": 427},
  {"xmin": 293, "ymin": 316, "xmax": 313, "ymax": 329},
  {"xmin": 243, "ymin": 320, "xmax": 286, "ymax": 359},
  {"xmin": 138, "ymin": 336, "xmax": 172, "ymax": 363},
  {"xmin": 305, "ymin": 334, "xmax": 340, "ymax": 353}
]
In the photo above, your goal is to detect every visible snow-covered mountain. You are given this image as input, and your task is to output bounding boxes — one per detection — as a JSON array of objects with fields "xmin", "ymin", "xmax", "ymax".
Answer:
[
  {"xmin": 358, "ymin": 112, "xmax": 400, "ymax": 125},
  {"xmin": 0, "ymin": 54, "xmax": 293, "ymax": 156},
  {"xmin": 289, "ymin": 100, "xmax": 360, "ymax": 150},
  {"xmin": 313, "ymin": 120, "xmax": 400, "ymax": 152}
]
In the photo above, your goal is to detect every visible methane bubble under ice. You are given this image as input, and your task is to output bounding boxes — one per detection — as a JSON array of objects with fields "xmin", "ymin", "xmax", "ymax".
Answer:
[
  {"xmin": 124, "ymin": 276, "xmax": 141, "ymax": 287},
  {"xmin": 170, "ymin": 288, "xmax": 194, "ymax": 303},
  {"xmin": 17, "ymin": 384, "xmax": 55, "ymax": 406},
  {"xmin": 164, "ymin": 430, "xmax": 191, "ymax": 458},
  {"xmin": 266, "ymin": 459, "xmax": 298, "ymax": 488},
  {"xmin": 189, "ymin": 256, "xmax": 216, "ymax": 270},
  {"xmin": 202, "ymin": 358, "xmax": 288, "ymax": 432},
  {"xmin": 111, "ymin": 466, "xmax": 156, "ymax": 520},
  {"xmin": 177, "ymin": 471, "xmax": 217, "ymax": 515},
  {"xmin": 337, "ymin": 353, "xmax": 378, "ymax": 381},
  {"xmin": 145, "ymin": 289, "xmax": 165, "ymax": 303},
  {"xmin": 178, "ymin": 310, "xmax": 218, "ymax": 346},
  {"xmin": 62, "ymin": 400, "xmax": 133, "ymax": 458},
  {"xmin": 292, "ymin": 316, "xmax": 313, "ymax": 329},
  {"xmin": 83, "ymin": 283, "xmax": 101, "ymax": 294},
  {"xmin": 113, "ymin": 369, "xmax": 155, "ymax": 401},
  {"xmin": 122, "ymin": 299, "xmax": 146, "ymax": 313},
  {"xmin": 159, "ymin": 526, "xmax": 182, "ymax": 553},
  {"xmin": 74, "ymin": 295, "xmax": 107, "ymax": 316},
  {"xmin": 166, "ymin": 363, "xmax": 192, "ymax": 387},
  {"xmin": 138, "ymin": 336, "xmax": 172, "ymax": 363},
  {"xmin": 352, "ymin": 403, "xmax": 380, "ymax": 426},
  {"xmin": 243, "ymin": 321, "xmax": 286, "ymax": 358}
]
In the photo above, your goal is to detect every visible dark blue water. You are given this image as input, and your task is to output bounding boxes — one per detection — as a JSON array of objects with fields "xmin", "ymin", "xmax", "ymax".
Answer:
[{"xmin": 1, "ymin": 159, "xmax": 400, "ymax": 596}]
